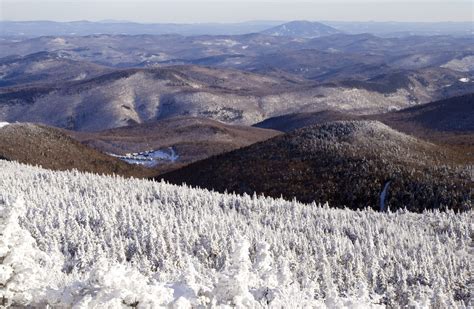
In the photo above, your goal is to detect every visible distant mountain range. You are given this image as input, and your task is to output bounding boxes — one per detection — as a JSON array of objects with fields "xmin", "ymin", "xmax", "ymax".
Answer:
[
  {"xmin": 324, "ymin": 21, "xmax": 474, "ymax": 37},
  {"xmin": 0, "ymin": 20, "xmax": 283, "ymax": 37},
  {"xmin": 1, "ymin": 51, "xmax": 471, "ymax": 131},
  {"xmin": 0, "ymin": 51, "xmax": 111, "ymax": 87},
  {"xmin": 1, "ymin": 65, "xmax": 468, "ymax": 131},
  {"xmin": 1, "ymin": 31, "xmax": 472, "ymax": 70},
  {"xmin": 1, "ymin": 20, "xmax": 472, "ymax": 38}
]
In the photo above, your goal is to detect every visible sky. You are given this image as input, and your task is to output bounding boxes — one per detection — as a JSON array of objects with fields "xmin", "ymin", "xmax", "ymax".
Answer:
[{"xmin": 1, "ymin": 0, "xmax": 472, "ymax": 23}]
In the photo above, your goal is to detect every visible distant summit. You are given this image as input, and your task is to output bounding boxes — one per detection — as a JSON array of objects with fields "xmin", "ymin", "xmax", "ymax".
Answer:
[{"xmin": 261, "ymin": 20, "xmax": 341, "ymax": 38}]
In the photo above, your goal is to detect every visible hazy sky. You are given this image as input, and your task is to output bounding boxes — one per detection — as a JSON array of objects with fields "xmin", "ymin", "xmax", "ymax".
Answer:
[{"xmin": 1, "ymin": 0, "xmax": 472, "ymax": 23}]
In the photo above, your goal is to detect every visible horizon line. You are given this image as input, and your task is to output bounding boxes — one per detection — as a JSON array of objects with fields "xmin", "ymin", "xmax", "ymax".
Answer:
[{"xmin": 1, "ymin": 19, "xmax": 473, "ymax": 24}]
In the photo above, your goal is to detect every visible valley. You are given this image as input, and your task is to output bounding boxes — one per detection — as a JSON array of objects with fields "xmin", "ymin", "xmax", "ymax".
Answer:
[
  {"xmin": 66, "ymin": 116, "xmax": 281, "ymax": 173},
  {"xmin": 1, "ymin": 21, "xmax": 472, "ymax": 208},
  {"xmin": 0, "ymin": 18, "xmax": 472, "ymax": 308}
]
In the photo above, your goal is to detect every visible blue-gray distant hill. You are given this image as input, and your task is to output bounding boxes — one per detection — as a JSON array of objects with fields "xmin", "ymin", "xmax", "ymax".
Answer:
[
  {"xmin": 261, "ymin": 21, "xmax": 341, "ymax": 38},
  {"xmin": 0, "ymin": 20, "xmax": 283, "ymax": 37},
  {"xmin": 1, "ymin": 20, "xmax": 471, "ymax": 38}
]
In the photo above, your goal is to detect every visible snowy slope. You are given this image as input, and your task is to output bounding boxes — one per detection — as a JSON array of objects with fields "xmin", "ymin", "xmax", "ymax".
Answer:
[
  {"xmin": 0, "ymin": 161, "xmax": 471, "ymax": 308},
  {"xmin": 261, "ymin": 21, "xmax": 341, "ymax": 38}
]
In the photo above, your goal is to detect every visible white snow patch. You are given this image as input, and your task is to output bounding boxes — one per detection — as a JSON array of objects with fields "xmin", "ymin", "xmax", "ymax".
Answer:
[
  {"xmin": 110, "ymin": 147, "xmax": 178, "ymax": 167},
  {"xmin": 459, "ymin": 77, "xmax": 470, "ymax": 83},
  {"xmin": 441, "ymin": 56, "xmax": 474, "ymax": 72},
  {"xmin": 326, "ymin": 48, "xmax": 341, "ymax": 53},
  {"xmin": 0, "ymin": 122, "xmax": 10, "ymax": 128},
  {"xmin": 198, "ymin": 39, "xmax": 239, "ymax": 47},
  {"xmin": 50, "ymin": 37, "xmax": 67, "ymax": 46},
  {"xmin": 71, "ymin": 73, "xmax": 87, "ymax": 81}
]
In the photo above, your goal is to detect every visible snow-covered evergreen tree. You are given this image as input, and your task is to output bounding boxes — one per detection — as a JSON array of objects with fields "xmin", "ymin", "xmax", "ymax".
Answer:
[{"xmin": 0, "ymin": 161, "xmax": 471, "ymax": 307}]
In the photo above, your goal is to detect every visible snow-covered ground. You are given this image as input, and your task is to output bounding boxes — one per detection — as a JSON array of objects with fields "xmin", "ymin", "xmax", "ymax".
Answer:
[
  {"xmin": 109, "ymin": 147, "xmax": 179, "ymax": 167},
  {"xmin": 441, "ymin": 55, "xmax": 474, "ymax": 72},
  {"xmin": 0, "ymin": 122, "xmax": 10, "ymax": 128},
  {"xmin": 0, "ymin": 161, "xmax": 471, "ymax": 308},
  {"xmin": 198, "ymin": 39, "xmax": 240, "ymax": 47}
]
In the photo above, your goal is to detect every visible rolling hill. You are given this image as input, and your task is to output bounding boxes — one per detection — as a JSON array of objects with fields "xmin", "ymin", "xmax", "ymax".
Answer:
[
  {"xmin": 0, "ymin": 122, "xmax": 147, "ymax": 177},
  {"xmin": 1, "ymin": 32, "xmax": 472, "ymax": 72},
  {"xmin": 159, "ymin": 120, "xmax": 472, "ymax": 212},
  {"xmin": 0, "ymin": 51, "xmax": 111, "ymax": 87},
  {"xmin": 0, "ymin": 65, "xmax": 300, "ymax": 131},
  {"xmin": 255, "ymin": 93, "xmax": 474, "ymax": 148},
  {"xmin": 1, "ymin": 64, "xmax": 471, "ymax": 131},
  {"xmin": 1, "ymin": 32, "xmax": 472, "ymax": 133},
  {"xmin": 255, "ymin": 110, "xmax": 357, "ymax": 132},
  {"xmin": 373, "ymin": 93, "xmax": 474, "ymax": 132},
  {"xmin": 67, "ymin": 116, "xmax": 281, "ymax": 173}
]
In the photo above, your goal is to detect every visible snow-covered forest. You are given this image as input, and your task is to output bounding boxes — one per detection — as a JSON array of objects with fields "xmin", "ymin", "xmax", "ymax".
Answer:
[{"xmin": 0, "ymin": 160, "xmax": 471, "ymax": 308}]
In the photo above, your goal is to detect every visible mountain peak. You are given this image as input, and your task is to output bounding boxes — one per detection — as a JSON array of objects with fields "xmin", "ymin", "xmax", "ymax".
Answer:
[
  {"xmin": 160, "ymin": 120, "xmax": 471, "ymax": 212},
  {"xmin": 261, "ymin": 20, "xmax": 341, "ymax": 38}
]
